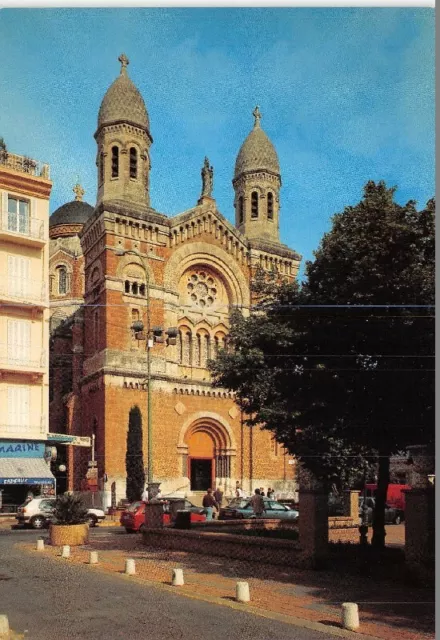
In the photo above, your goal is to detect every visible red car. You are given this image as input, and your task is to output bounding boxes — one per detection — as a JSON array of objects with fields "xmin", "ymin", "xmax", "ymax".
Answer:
[{"xmin": 120, "ymin": 499, "xmax": 206, "ymax": 533}]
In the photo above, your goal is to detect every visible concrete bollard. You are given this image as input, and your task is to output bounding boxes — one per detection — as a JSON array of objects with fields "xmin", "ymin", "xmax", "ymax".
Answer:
[
  {"xmin": 36, "ymin": 538, "xmax": 45, "ymax": 551},
  {"xmin": 0, "ymin": 615, "xmax": 10, "ymax": 636},
  {"xmin": 61, "ymin": 545, "xmax": 70, "ymax": 559},
  {"xmin": 341, "ymin": 602, "xmax": 360, "ymax": 631},
  {"xmin": 171, "ymin": 568, "xmax": 184, "ymax": 586},
  {"xmin": 125, "ymin": 558, "xmax": 136, "ymax": 575},
  {"xmin": 89, "ymin": 551, "xmax": 99, "ymax": 565},
  {"xmin": 235, "ymin": 581, "xmax": 250, "ymax": 603}
]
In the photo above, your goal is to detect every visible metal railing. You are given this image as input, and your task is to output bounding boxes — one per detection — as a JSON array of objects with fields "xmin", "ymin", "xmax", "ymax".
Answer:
[
  {"xmin": 0, "ymin": 347, "xmax": 47, "ymax": 369},
  {"xmin": 0, "ymin": 211, "xmax": 45, "ymax": 240},
  {"xmin": 0, "ymin": 152, "xmax": 50, "ymax": 179},
  {"xmin": 0, "ymin": 276, "xmax": 47, "ymax": 305}
]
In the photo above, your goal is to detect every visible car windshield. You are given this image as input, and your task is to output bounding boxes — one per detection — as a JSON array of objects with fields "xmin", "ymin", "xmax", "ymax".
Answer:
[
  {"xmin": 127, "ymin": 501, "xmax": 143, "ymax": 513},
  {"xmin": 226, "ymin": 499, "xmax": 248, "ymax": 509}
]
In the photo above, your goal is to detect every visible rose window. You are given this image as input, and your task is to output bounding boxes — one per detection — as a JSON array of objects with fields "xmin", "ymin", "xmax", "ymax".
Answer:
[{"xmin": 187, "ymin": 271, "xmax": 217, "ymax": 308}]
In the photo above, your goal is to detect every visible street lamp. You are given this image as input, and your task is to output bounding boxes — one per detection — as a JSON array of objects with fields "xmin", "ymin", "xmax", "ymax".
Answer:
[{"xmin": 115, "ymin": 248, "xmax": 177, "ymax": 501}]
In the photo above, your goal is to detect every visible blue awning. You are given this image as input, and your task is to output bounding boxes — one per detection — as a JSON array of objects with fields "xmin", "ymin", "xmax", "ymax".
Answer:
[{"xmin": 0, "ymin": 458, "xmax": 55, "ymax": 485}]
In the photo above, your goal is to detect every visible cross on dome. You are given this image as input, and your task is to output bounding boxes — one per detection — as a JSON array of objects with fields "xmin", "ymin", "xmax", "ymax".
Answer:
[
  {"xmin": 118, "ymin": 53, "xmax": 129, "ymax": 74},
  {"xmin": 252, "ymin": 105, "xmax": 262, "ymax": 129},
  {"xmin": 73, "ymin": 183, "xmax": 85, "ymax": 202}
]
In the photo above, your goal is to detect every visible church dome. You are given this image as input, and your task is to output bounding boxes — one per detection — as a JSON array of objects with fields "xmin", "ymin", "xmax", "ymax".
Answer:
[
  {"xmin": 50, "ymin": 184, "xmax": 94, "ymax": 228},
  {"xmin": 97, "ymin": 54, "xmax": 150, "ymax": 131},
  {"xmin": 234, "ymin": 107, "xmax": 280, "ymax": 179}
]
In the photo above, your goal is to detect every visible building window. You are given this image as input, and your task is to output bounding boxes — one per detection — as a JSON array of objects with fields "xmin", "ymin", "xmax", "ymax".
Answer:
[
  {"xmin": 238, "ymin": 196, "xmax": 244, "ymax": 224},
  {"xmin": 7, "ymin": 196, "xmax": 29, "ymax": 234},
  {"xmin": 111, "ymin": 146, "xmax": 119, "ymax": 178},
  {"xmin": 57, "ymin": 267, "xmax": 68, "ymax": 295},
  {"xmin": 8, "ymin": 255, "xmax": 30, "ymax": 298},
  {"xmin": 7, "ymin": 319, "xmax": 31, "ymax": 365},
  {"xmin": 129, "ymin": 147, "xmax": 138, "ymax": 179},
  {"xmin": 267, "ymin": 192, "xmax": 274, "ymax": 220},
  {"xmin": 99, "ymin": 152, "xmax": 104, "ymax": 184},
  {"xmin": 251, "ymin": 192, "xmax": 258, "ymax": 218},
  {"xmin": 8, "ymin": 385, "xmax": 30, "ymax": 433},
  {"xmin": 93, "ymin": 309, "xmax": 100, "ymax": 352}
]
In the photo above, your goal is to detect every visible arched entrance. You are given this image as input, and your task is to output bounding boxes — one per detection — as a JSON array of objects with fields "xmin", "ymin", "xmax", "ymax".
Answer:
[{"xmin": 180, "ymin": 415, "xmax": 236, "ymax": 492}]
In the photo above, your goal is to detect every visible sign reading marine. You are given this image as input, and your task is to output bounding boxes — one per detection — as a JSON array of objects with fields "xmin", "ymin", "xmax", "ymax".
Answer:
[{"xmin": 0, "ymin": 442, "xmax": 45, "ymax": 458}]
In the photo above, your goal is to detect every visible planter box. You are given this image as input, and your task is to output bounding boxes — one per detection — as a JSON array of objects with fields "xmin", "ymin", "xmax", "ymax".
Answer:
[{"xmin": 50, "ymin": 523, "xmax": 89, "ymax": 546}]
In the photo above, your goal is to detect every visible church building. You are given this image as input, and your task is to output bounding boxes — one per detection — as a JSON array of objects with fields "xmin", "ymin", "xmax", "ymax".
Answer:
[{"xmin": 49, "ymin": 54, "xmax": 301, "ymax": 503}]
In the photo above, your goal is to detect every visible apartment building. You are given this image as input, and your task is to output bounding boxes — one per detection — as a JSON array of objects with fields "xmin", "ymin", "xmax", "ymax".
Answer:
[{"xmin": 0, "ymin": 146, "xmax": 55, "ymax": 509}]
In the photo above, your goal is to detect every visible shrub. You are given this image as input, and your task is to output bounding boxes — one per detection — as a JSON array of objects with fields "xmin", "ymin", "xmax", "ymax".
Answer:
[{"xmin": 53, "ymin": 493, "xmax": 89, "ymax": 525}]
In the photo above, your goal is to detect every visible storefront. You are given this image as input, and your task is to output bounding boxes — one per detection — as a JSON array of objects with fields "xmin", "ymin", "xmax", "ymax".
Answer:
[{"xmin": 0, "ymin": 440, "xmax": 56, "ymax": 511}]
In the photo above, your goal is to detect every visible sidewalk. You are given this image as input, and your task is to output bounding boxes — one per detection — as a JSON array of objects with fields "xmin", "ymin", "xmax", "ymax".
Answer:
[{"xmin": 19, "ymin": 530, "xmax": 434, "ymax": 640}]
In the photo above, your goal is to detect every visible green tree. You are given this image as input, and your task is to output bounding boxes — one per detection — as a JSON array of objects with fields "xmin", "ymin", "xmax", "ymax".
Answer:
[
  {"xmin": 125, "ymin": 406, "xmax": 145, "ymax": 503},
  {"xmin": 210, "ymin": 182, "xmax": 434, "ymax": 548}
]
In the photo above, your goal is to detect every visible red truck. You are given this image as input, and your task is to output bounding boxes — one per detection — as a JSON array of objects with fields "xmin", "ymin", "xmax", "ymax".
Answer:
[{"xmin": 364, "ymin": 483, "xmax": 410, "ymax": 512}]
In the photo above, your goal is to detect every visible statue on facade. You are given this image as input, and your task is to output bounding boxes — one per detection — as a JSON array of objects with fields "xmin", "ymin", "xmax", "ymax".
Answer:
[{"xmin": 200, "ymin": 156, "xmax": 214, "ymax": 198}]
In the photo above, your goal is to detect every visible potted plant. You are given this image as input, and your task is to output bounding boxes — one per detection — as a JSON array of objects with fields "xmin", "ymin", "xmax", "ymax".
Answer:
[
  {"xmin": 49, "ymin": 493, "xmax": 90, "ymax": 546},
  {"xmin": 0, "ymin": 137, "xmax": 7, "ymax": 164}
]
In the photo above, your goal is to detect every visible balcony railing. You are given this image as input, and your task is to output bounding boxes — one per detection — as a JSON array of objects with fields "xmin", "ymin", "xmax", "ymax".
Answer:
[
  {"xmin": 0, "ymin": 276, "xmax": 47, "ymax": 305},
  {"xmin": 0, "ymin": 151, "xmax": 50, "ymax": 179},
  {"xmin": 0, "ymin": 415, "xmax": 47, "ymax": 435},
  {"xmin": 0, "ymin": 347, "xmax": 47, "ymax": 370},
  {"xmin": 0, "ymin": 211, "xmax": 45, "ymax": 241}
]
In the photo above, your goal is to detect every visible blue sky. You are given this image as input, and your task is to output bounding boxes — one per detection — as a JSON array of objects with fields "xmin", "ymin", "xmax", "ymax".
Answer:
[{"xmin": 0, "ymin": 8, "xmax": 435, "ymax": 274}]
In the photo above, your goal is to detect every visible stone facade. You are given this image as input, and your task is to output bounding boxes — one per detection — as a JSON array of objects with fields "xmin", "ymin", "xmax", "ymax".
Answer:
[{"xmin": 49, "ymin": 55, "xmax": 301, "ymax": 504}]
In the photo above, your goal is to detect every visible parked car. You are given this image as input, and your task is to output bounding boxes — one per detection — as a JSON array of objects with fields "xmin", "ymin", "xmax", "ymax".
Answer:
[
  {"xmin": 16, "ymin": 497, "xmax": 105, "ymax": 529},
  {"xmin": 120, "ymin": 499, "xmax": 206, "ymax": 533},
  {"xmin": 359, "ymin": 497, "xmax": 403, "ymax": 525},
  {"xmin": 219, "ymin": 498, "xmax": 299, "ymax": 521}
]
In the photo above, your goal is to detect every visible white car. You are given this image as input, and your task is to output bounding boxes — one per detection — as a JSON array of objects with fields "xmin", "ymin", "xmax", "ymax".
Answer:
[{"xmin": 16, "ymin": 497, "xmax": 105, "ymax": 529}]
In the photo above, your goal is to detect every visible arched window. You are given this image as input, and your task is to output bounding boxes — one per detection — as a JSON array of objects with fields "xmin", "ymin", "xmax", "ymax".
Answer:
[
  {"xmin": 238, "ymin": 196, "xmax": 244, "ymax": 224},
  {"xmin": 58, "ymin": 267, "xmax": 67, "ymax": 295},
  {"xmin": 129, "ymin": 147, "xmax": 138, "ymax": 179},
  {"xmin": 125, "ymin": 280, "xmax": 130, "ymax": 294},
  {"xmin": 267, "ymin": 192, "xmax": 274, "ymax": 220},
  {"xmin": 94, "ymin": 309, "xmax": 100, "ymax": 352},
  {"xmin": 111, "ymin": 146, "xmax": 119, "ymax": 178},
  {"xmin": 251, "ymin": 192, "xmax": 258, "ymax": 218},
  {"xmin": 99, "ymin": 152, "xmax": 104, "ymax": 184},
  {"xmin": 131, "ymin": 282, "xmax": 138, "ymax": 296}
]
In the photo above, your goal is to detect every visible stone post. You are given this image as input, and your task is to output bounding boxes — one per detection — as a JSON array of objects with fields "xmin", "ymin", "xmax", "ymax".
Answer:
[
  {"xmin": 298, "ymin": 489, "xmax": 329, "ymax": 566},
  {"xmin": 343, "ymin": 490, "xmax": 360, "ymax": 523},
  {"xmin": 404, "ymin": 487, "xmax": 435, "ymax": 580},
  {"xmin": 144, "ymin": 502, "xmax": 165, "ymax": 529}
]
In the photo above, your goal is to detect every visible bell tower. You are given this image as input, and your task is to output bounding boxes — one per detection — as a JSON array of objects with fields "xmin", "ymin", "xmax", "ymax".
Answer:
[
  {"xmin": 95, "ymin": 54, "xmax": 153, "ymax": 207},
  {"xmin": 233, "ymin": 107, "xmax": 281, "ymax": 243}
]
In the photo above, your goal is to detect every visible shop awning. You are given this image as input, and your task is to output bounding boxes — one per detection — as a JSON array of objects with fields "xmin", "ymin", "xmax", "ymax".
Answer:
[{"xmin": 0, "ymin": 458, "xmax": 55, "ymax": 485}]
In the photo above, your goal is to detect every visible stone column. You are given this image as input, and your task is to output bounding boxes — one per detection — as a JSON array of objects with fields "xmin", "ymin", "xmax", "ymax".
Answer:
[
  {"xmin": 343, "ymin": 490, "xmax": 360, "ymax": 523},
  {"xmin": 298, "ymin": 489, "xmax": 329, "ymax": 566},
  {"xmin": 405, "ymin": 487, "xmax": 435, "ymax": 578}
]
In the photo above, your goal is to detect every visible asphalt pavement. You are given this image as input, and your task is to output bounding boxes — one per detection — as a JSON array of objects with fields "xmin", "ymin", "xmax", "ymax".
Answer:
[{"xmin": 0, "ymin": 527, "xmax": 329, "ymax": 640}]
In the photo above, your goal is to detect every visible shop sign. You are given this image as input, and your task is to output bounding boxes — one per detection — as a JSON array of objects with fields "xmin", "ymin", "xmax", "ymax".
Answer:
[{"xmin": 0, "ymin": 442, "xmax": 45, "ymax": 458}]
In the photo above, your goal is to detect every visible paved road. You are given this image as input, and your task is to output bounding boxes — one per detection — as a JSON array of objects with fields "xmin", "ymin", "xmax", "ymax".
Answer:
[{"xmin": 0, "ymin": 527, "xmax": 328, "ymax": 640}]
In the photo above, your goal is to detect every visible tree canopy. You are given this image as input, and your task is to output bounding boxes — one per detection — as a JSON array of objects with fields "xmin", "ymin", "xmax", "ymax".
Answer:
[{"xmin": 209, "ymin": 182, "xmax": 434, "ymax": 545}]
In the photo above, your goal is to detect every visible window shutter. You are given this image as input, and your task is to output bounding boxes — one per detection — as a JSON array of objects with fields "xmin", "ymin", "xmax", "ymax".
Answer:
[
  {"xmin": 21, "ymin": 256, "xmax": 30, "ymax": 297},
  {"xmin": 20, "ymin": 386, "xmax": 30, "ymax": 430},
  {"xmin": 8, "ymin": 387, "xmax": 16, "ymax": 431},
  {"xmin": 7, "ymin": 255, "xmax": 16, "ymax": 296},
  {"xmin": 1, "ymin": 191, "xmax": 7, "ymax": 229},
  {"xmin": 22, "ymin": 321, "xmax": 31, "ymax": 363},
  {"xmin": 7, "ymin": 319, "xmax": 17, "ymax": 363}
]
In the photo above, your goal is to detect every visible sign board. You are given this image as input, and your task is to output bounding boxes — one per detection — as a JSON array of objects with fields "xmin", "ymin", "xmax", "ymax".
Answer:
[
  {"xmin": 0, "ymin": 477, "xmax": 54, "ymax": 485},
  {"xmin": 0, "ymin": 441, "xmax": 45, "ymax": 459},
  {"xmin": 47, "ymin": 434, "xmax": 91, "ymax": 447},
  {"xmin": 288, "ymin": 460, "xmax": 295, "ymax": 465}
]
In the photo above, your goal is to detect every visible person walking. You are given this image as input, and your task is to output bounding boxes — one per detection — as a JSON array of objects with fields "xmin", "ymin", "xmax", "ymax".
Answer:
[
  {"xmin": 267, "ymin": 487, "xmax": 274, "ymax": 499},
  {"xmin": 202, "ymin": 488, "xmax": 218, "ymax": 521},
  {"xmin": 141, "ymin": 486, "xmax": 149, "ymax": 502},
  {"xmin": 213, "ymin": 486, "xmax": 224, "ymax": 508},
  {"xmin": 250, "ymin": 488, "xmax": 265, "ymax": 517},
  {"xmin": 259, "ymin": 487, "xmax": 265, "ymax": 497}
]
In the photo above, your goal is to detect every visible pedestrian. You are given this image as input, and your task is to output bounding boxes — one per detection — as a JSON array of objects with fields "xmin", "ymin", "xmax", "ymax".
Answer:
[
  {"xmin": 259, "ymin": 487, "xmax": 265, "ymax": 497},
  {"xmin": 202, "ymin": 488, "xmax": 218, "ymax": 521},
  {"xmin": 213, "ymin": 486, "xmax": 224, "ymax": 507},
  {"xmin": 141, "ymin": 486, "xmax": 149, "ymax": 502},
  {"xmin": 267, "ymin": 487, "xmax": 274, "ymax": 499},
  {"xmin": 250, "ymin": 488, "xmax": 265, "ymax": 517},
  {"xmin": 236, "ymin": 484, "xmax": 244, "ymax": 498}
]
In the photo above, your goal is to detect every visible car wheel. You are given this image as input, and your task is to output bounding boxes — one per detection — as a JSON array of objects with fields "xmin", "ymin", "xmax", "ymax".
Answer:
[
  {"xmin": 139, "ymin": 523, "xmax": 146, "ymax": 534},
  {"xmin": 31, "ymin": 515, "xmax": 46, "ymax": 530},
  {"xmin": 125, "ymin": 528, "xmax": 135, "ymax": 534},
  {"xmin": 86, "ymin": 515, "xmax": 97, "ymax": 527}
]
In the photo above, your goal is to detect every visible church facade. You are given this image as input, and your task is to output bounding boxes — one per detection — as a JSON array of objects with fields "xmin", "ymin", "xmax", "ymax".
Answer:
[{"xmin": 49, "ymin": 55, "xmax": 301, "ymax": 503}]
